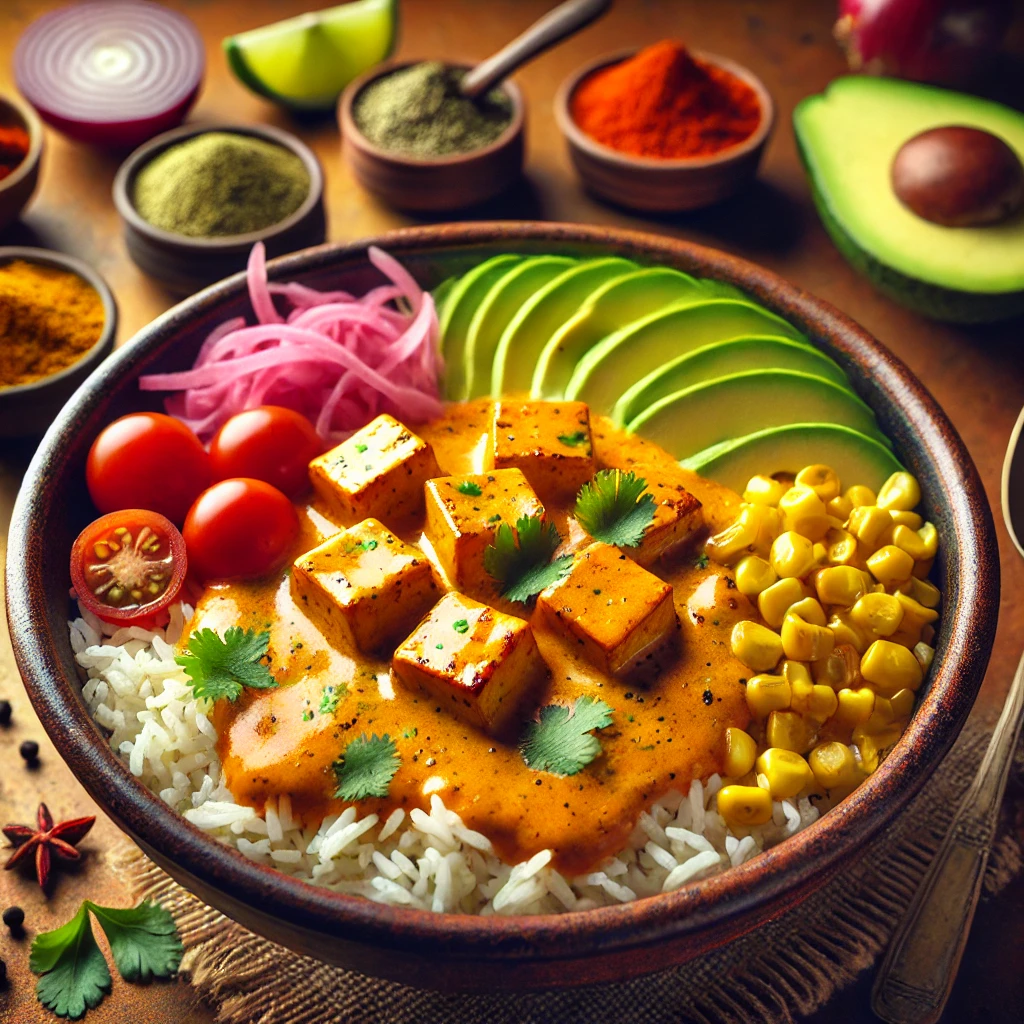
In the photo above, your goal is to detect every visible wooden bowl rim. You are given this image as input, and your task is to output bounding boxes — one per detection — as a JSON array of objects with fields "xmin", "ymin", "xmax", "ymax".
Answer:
[
  {"xmin": 0, "ymin": 92, "xmax": 44, "ymax": 195},
  {"xmin": 6, "ymin": 221, "xmax": 998, "ymax": 966}
]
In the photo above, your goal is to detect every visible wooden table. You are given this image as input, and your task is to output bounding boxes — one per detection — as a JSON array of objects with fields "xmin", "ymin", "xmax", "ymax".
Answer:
[{"xmin": 1, "ymin": 1, "xmax": 1022, "ymax": 1021}]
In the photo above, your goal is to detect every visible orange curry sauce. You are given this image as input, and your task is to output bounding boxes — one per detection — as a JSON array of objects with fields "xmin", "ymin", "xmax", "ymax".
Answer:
[{"xmin": 194, "ymin": 401, "xmax": 753, "ymax": 875}]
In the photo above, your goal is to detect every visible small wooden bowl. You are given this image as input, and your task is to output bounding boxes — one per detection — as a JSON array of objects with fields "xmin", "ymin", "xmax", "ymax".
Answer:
[
  {"xmin": 0, "ymin": 93, "xmax": 44, "ymax": 232},
  {"xmin": 339, "ymin": 61, "xmax": 525, "ymax": 212},
  {"xmin": 112, "ymin": 123, "xmax": 326, "ymax": 295},
  {"xmin": 555, "ymin": 50, "xmax": 775, "ymax": 212}
]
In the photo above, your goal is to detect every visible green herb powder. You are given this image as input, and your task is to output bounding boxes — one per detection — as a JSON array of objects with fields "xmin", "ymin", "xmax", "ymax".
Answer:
[
  {"xmin": 133, "ymin": 132, "xmax": 310, "ymax": 238},
  {"xmin": 353, "ymin": 62, "xmax": 513, "ymax": 158}
]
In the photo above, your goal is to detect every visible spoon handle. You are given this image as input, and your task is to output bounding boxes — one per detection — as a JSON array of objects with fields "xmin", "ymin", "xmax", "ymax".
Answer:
[
  {"xmin": 460, "ymin": 0, "xmax": 613, "ymax": 99},
  {"xmin": 871, "ymin": 647, "xmax": 1024, "ymax": 1024}
]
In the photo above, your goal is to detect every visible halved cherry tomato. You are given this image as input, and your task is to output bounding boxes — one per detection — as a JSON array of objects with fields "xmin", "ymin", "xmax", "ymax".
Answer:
[
  {"xmin": 183, "ymin": 478, "xmax": 299, "ymax": 582},
  {"xmin": 209, "ymin": 406, "xmax": 322, "ymax": 499},
  {"xmin": 87, "ymin": 413, "xmax": 211, "ymax": 524},
  {"xmin": 70, "ymin": 509, "xmax": 187, "ymax": 624}
]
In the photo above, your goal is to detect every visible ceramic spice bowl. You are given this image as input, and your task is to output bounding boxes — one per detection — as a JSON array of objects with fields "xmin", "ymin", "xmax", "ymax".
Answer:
[
  {"xmin": 555, "ymin": 50, "xmax": 775, "ymax": 212},
  {"xmin": 339, "ymin": 61, "xmax": 526, "ymax": 212},
  {"xmin": 0, "ymin": 92, "xmax": 44, "ymax": 233},
  {"xmin": 5, "ymin": 223, "xmax": 998, "ymax": 991}
]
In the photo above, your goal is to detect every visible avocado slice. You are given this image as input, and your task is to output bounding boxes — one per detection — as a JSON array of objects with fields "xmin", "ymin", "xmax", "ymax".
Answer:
[
  {"xmin": 628, "ymin": 369, "xmax": 888, "ymax": 461},
  {"xmin": 682, "ymin": 423, "xmax": 903, "ymax": 494},
  {"xmin": 463, "ymin": 256, "xmax": 575, "ymax": 399},
  {"xmin": 794, "ymin": 76, "xmax": 1024, "ymax": 323},
  {"xmin": 612, "ymin": 336, "xmax": 851, "ymax": 427},
  {"xmin": 531, "ymin": 268, "xmax": 745, "ymax": 400},
  {"xmin": 565, "ymin": 300, "xmax": 807, "ymax": 415},
  {"xmin": 491, "ymin": 258, "xmax": 637, "ymax": 396},
  {"xmin": 439, "ymin": 255, "xmax": 522, "ymax": 399}
]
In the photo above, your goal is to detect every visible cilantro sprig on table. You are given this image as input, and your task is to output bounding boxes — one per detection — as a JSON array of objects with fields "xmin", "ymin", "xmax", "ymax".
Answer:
[
  {"xmin": 333, "ymin": 733, "xmax": 401, "ymax": 800},
  {"xmin": 175, "ymin": 627, "xmax": 278, "ymax": 702},
  {"xmin": 574, "ymin": 469, "xmax": 656, "ymax": 548},
  {"xmin": 31, "ymin": 901, "xmax": 182, "ymax": 1019},
  {"xmin": 484, "ymin": 514, "xmax": 573, "ymax": 604},
  {"xmin": 520, "ymin": 696, "xmax": 615, "ymax": 777}
]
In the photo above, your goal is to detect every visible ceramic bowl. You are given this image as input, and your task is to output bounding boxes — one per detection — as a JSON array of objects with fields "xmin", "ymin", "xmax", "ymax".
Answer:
[
  {"xmin": 555, "ymin": 51, "xmax": 774, "ymax": 212},
  {"xmin": 0, "ymin": 93, "xmax": 44, "ymax": 232},
  {"xmin": 0, "ymin": 246, "xmax": 116, "ymax": 438},
  {"xmin": 112, "ymin": 123, "xmax": 326, "ymax": 295},
  {"xmin": 339, "ymin": 61, "xmax": 525, "ymax": 212},
  {"xmin": 6, "ymin": 223, "xmax": 998, "ymax": 992}
]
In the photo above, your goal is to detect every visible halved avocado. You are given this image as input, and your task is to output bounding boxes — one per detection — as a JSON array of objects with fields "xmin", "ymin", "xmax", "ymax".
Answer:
[
  {"xmin": 794, "ymin": 76, "xmax": 1024, "ymax": 323},
  {"xmin": 565, "ymin": 300, "xmax": 807, "ymax": 414},
  {"xmin": 611, "ymin": 336, "xmax": 851, "ymax": 427},
  {"xmin": 531, "ymin": 268, "xmax": 745, "ymax": 400},
  {"xmin": 682, "ymin": 423, "xmax": 903, "ymax": 494},
  {"xmin": 491, "ymin": 258, "xmax": 636, "ymax": 396},
  {"xmin": 627, "ymin": 370, "xmax": 887, "ymax": 461},
  {"xmin": 463, "ymin": 257, "xmax": 575, "ymax": 399}
]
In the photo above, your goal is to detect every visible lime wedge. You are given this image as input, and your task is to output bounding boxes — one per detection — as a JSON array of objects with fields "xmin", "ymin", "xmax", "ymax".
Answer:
[{"xmin": 224, "ymin": 0, "xmax": 398, "ymax": 111}]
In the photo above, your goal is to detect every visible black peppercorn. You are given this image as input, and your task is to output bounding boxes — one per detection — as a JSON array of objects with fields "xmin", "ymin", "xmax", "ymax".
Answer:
[
  {"xmin": 2, "ymin": 906, "xmax": 24, "ymax": 931},
  {"xmin": 0, "ymin": 700, "xmax": 11, "ymax": 726},
  {"xmin": 0, "ymin": 957, "xmax": 6, "ymax": 985},
  {"xmin": 19, "ymin": 740, "xmax": 39, "ymax": 763}
]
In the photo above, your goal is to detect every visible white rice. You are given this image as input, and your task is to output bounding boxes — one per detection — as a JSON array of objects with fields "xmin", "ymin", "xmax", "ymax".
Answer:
[{"xmin": 71, "ymin": 605, "xmax": 823, "ymax": 915}]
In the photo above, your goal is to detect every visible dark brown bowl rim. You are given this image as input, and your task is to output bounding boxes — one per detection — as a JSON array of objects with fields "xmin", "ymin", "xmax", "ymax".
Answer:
[
  {"xmin": 7, "ymin": 222, "xmax": 998, "ymax": 967},
  {"xmin": 111, "ymin": 122, "xmax": 325, "ymax": 251},
  {"xmin": 0, "ymin": 92, "xmax": 44, "ymax": 195},
  {"xmin": 554, "ymin": 49, "xmax": 775, "ymax": 170},
  {"xmin": 0, "ymin": 245, "xmax": 117, "ymax": 397},
  {"xmin": 339, "ymin": 59, "xmax": 525, "ymax": 168}
]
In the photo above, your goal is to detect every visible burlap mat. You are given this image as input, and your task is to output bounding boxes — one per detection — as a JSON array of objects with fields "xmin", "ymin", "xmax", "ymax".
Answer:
[{"xmin": 118, "ymin": 717, "xmax": 1022, "ymax": 1024}]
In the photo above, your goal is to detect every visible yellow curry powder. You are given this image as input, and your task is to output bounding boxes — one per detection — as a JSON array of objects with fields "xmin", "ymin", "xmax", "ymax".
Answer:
[{"xmin": 0, "ymin": 259, "xmax": 105, "ymax": 388}]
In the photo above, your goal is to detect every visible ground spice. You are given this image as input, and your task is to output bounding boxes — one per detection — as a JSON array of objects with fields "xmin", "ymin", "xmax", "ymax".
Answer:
[
  {"xmin": 0, "ymin": 260, "xmax": 105, "ymax": 388},
  {"xmin": 0, "ymin": 123, "xmax": 29, "ymax": 181},
  {"xmin": 133, "ymin": 132, "xmax": 310, "ymax": 238},
  {"xmin": 353, "ymin": 62, "xmax": 513, "ymax": 158},
  {"xmin": 571, "ymin": 40, "xmax": 762, "ymax": 160}
]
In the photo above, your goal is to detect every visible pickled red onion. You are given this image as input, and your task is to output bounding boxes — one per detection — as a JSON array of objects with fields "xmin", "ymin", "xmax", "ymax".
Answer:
[{"xmin": 139, "ymin": 243, "xmax": 443, "ymax": 442}]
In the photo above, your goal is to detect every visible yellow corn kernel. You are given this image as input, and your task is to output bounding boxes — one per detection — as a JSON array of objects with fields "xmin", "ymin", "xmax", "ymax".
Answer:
[
  {"xmin": 807, "ymin": 683, "xmax": 839, "ymax": 723},
  {"xmin": 921, "ymin": 623, "xmax": 935, "ymax": 645},
  {"xmin": 877, "ymin": 471, "xmax": 921, "ymax": 512},
  {"xmin": 828, "ymin": 609, "xmax": 871, "ymax": 654},
  {"xmin": 909, "ymin": 577, "xmax": 941, "ymax": 609},
  {"xmin": 865, "ymin": 695, "xmax": 895, "ymax": 731},
  {"xmin": 847, "ymin": 506, "xmax": 893, "ymax": 549},
  {"xmin": 866, "ymin": 545, "xmax": 915, "ymax": 586},
  {"xmin": 755, "ymin": 748, "xmax": 814, "ymax": 798},
  {"xmin": 913, "ymin": 642, "xmax": 935, "ymax": 673},
  {"xmin": 845, "ymin": 484, "xmax": 876, "ymax": 508},
  {"xmin": 861, "ymin": 639, "xmax": 925, "ymax": 694},
  {"xmin": 808, "ymin": 741, "xmax": 859, "ymax": 789},
  {"xmin": 723, "ymin": 727, "xmax": 758, "ymax": 778},
  {"xmin": 812, "ymin": 542, "xmax": 828, "ymax": 565},
  {"xmin": 745, "ymin": 674, "xmax": 791, "ymax": 718},
  {"xmin": 734, "ymin": 555, "xmax": 777, "ymax": 597},
  {"xmin": 796, "ymin": 464, "xmax": 841, "ymax": 502},
  {"xmin": 835, "ymin": 687, "xmax": 876, "ymax": 726},
  {"xmin": 812, "ymin": 642, "xmax": 862, "ymax": 690},
  {"xmin": 894, "ymin": 592, "xmax": 939, "ymax": 633},
  {"xmin": 784, "ymin": 660, "xmax": 814, "ymax": 713},
  {"xmin": 717, "ymin": 784, "xmax": 773, "ymax": 827},
  {"xmin": 743, "ymin": 474, "xmax": 789, "ymax": 506},
  {"xmin": 781, "ymin": 612, "xmax": 835, "ymax": 662},
  {"xmin": 889, "ymin": 510, "xmax": 923, "ymax": 530},
  {"xmin": 849, "ymin": 592, "xmax": 904, "ymax": 637},
  {"xmin": 779, "ymin": 485, "xmax": 830, "ymax": 541},
  {"xmin": 891, "ymin": 524, "xmax": 933, "ymax": 562},
  {"xmin": 731, "ymin": 620, "xmax": 784, "ymax": 672},
  {"xmin": 825, "ymin": 526, "xmax": 859, "ymax": 566},
  {"xmin": 853, "ymin": 722, "xmax": 903, "ymax": 773},
  {"xmin": 705, "ymin": 519, "xmax": 757, "ymax": 566},
  {"xmin": 826, "ymin": 494, "xmax": 854, "ymax": 520},
  {"xmin": 738, "ymin": 502, "xmax": 783, "ymax": 558},
  {"xmin": 912, "ymin": 557, "xmax": 935, "ymax": 580},
  {"xmin": 758, "ymin": 577, "xmax": 810, "ymax": 628},
  {"xmin": 770, "ymin": 531, "xmax": 816, "ymax": 579},
  {"xmin": 814, "ymin": 565, "xmax": 869, "ymax": 607},
  {"xmin": 916, "ymin": 522, "xmax": 938, "ymax": 559},
  {"xmin": 888, "ymin": 688, "xmax": 916, "ymax": 720},
  {"xmin": 788, "ymin": 596, "xmax": 827, "ymax": 627},
  {"xmin": 766, "ymin": 710, "xmax": 817, "ymax": 753}
]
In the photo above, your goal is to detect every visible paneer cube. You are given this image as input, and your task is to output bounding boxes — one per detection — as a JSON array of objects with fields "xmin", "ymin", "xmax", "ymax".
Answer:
[
  {"xmin": 309, "ymin": 414, "xmax": 441, "ymax": 526},
  {"xmin": 538, "ymin": 541, "xmax": 678, "ymax": 675},
  {"xmin": 292, "ymin": 519, "xmax": 439, "ymax": 653},
  {"xmin": 392, "ymin": 592, "xmax": 547, "ymax": 735},
  {"xmin": 424, "ymin": 468, "xmax": 544, "ymax": 598},
  {"xmin": 631, "ymin": 479, "xmax": 704, "ymax": 568},
  {"xmin": 488, "ymin": 400, "xmax": 595, "ymax": 501}
]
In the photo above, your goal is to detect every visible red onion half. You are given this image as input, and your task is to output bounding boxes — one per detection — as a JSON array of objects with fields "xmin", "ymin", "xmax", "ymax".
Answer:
[{"xmin": 15, "ymin": 1, "xmax": 204, "ymax": 149}]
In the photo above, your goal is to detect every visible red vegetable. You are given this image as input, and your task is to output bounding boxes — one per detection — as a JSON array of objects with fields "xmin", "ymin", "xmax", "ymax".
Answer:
[
  {"xmin": 834, "ymin": 0, "xmax": 1011, "ymax": 86},
  {"xmin": 70, "ymin": 509, "xmax": 186, "ymax": 625},
  {"xmin": 183, "ymin": 478, "xmax": 299, "ymax": 582}
]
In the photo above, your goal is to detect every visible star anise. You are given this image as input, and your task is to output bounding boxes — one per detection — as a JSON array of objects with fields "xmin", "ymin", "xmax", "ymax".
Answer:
[{"xmin": 3, "ymin": 803, "xmax": 95, "ymax": 889}]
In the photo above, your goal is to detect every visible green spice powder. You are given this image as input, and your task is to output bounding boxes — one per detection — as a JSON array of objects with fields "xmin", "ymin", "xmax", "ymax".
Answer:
[
  {"xmin": 133, "ymin": 132, "xmax": 310, "ymax": 238},
  {"xmin": 353, "ymin": 62, "xmax": 513, "ymax": 158}
]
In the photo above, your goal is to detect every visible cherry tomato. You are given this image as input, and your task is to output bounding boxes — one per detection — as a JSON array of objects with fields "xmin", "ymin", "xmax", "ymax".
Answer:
[
  {"xmin": 87, "ymin": 413, "xmax": 211, "ymax": 524},
  {"xmin": 70, "ymin": 509, "xmax": 187, "ymax": 625},
  {"xmin": 183, "ymin": 478, "xmax": 299, "ymax": 582},
  {"xmin": 209, "ymin": 406, "xmax": 322, "ymax": 498}
]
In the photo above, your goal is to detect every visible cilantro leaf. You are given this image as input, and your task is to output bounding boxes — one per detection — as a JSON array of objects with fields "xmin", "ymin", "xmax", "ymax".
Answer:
[
  {"xmin": 457, "ymin": 480, "xmax": 483, "ymax": 496},
  {"xmin": 87, "ymin": 901, "xmax": 183, "ymax": 983},
  {"xmin": 319, "ymin": 683, "xmax": 345, "ymax": 715},
  {"xmin": 695, "ymin": 552, "xmax": 710, "ymax": 569},
  {"xmin": 333, "ymin": 733, "xmax": 400, "ymax": 800},
  {"xmin": 175, "ymin": 627, "xmax": 277, "ymax": 702},
  {"xmin": 520, "ymin": 697, "xmax": 615, "ymax": 776},
  {"xmin": 558, "ymin": 431, "xmax": 589, "ymax": 447},
  {"xmin": 483, "ymin": 515, "xmax": 573, "ymax": 603},
  {"xmin": 31, "ymin": 904, "xmax": 111, "ymax": 1020},
  {"xmin": 574, "ymin": 469, "xmax": 656, "ymax": 548}
]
